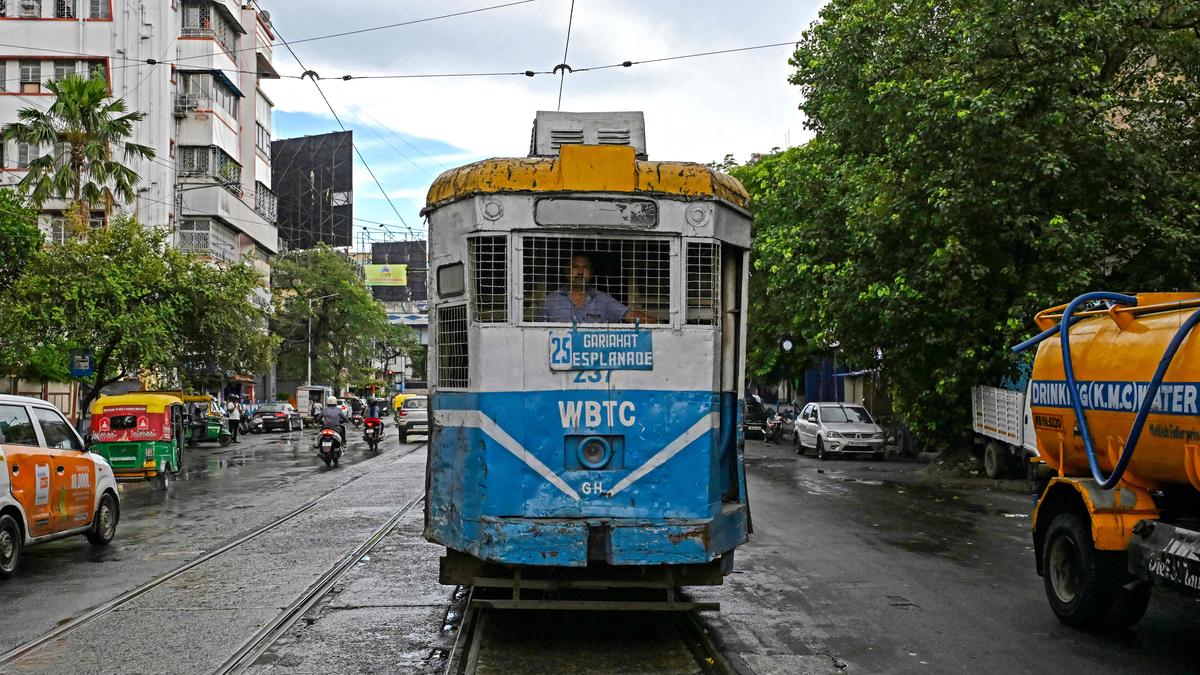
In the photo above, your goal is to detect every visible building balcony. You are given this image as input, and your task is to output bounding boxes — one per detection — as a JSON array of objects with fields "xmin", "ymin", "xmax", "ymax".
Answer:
[
  {"xmin": 254, "ymin": 181, "xmax": 277, "ymax": 224},
  {"xmin": 178, "ymin": 182, "xmax": 278, "ymax": 254}
]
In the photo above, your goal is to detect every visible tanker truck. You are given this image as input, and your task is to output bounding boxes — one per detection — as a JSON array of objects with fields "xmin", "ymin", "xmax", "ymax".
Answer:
[{"xmin": 1013, "ymin": 292, "xmax": 1200, "ymax": 630}]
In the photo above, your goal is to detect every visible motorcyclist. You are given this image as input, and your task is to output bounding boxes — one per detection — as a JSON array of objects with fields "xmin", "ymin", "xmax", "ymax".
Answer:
[{"xmin": 318, "ymin": 395, "xmax": 348, "ymax": 446}]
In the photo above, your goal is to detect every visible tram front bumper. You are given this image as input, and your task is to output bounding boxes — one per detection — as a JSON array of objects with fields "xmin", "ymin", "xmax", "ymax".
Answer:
[{"xmin": 441, "ymin": 503, "xmax": 749, "ymax": 567}]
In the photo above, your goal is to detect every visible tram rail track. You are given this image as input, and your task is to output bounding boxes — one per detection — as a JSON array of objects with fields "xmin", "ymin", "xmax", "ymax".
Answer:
[
  {"xmin": 0, "ymin": 442, "xmax": 425, "ymax": 670},
  {"xmin": 444, "ymin": 587, "xmax": 738, "ymax": 675}
]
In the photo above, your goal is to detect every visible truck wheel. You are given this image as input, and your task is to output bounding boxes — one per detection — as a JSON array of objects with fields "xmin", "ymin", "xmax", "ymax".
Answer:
[
  {"xmin": 0, "ymin": 513, "xmax": 22, "ymax": 579},
  {"xmin": 984, "ymin": 441, "xmax": 1008, "ymax": 479},
  {"xmin": 1042, "ymin": 511, "xmax": 1143, "ymax": 630},
  {"xmin": 86, "ymin": 493, "xmax": 118, "ymax": 546}
]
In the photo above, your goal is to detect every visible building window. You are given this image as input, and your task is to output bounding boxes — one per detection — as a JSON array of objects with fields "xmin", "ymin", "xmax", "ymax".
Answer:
[
  {"xmin": 54, "ymin": 0, "xmax": 74, "ymax": 18},
  {"xmin": 19, "ymin": 60, "xmax": 40, "ymax": 93},
  {"xmin": 181, "ymin": 1, "xmax": 239, "ymax": 55},
  {"xmin": 53, "ymin": 60, "xmax": 76, "ymax": 82},
  {"xmin": 178, "ymin": 145, "xmax": 242, "ymax": 194},
  {"xmin": 177, "ymin": 218, "xmax": 235, "ymax": 262},
  {"xmin": 470, "ymin": 236, "xmax": 508, "ymax": 323},
  {"xmin": 14, "ymin": 0, "xmax": 41, "ymax": 18},
  {"xmin": 87, "ymin": 60, "xmax": 105, "ymax": 81},
  {"xmin": 178, "ymin": 71, "xmax": 239, "ymax": 119},
  {"xmin": 87, "ymin": 0, "xmax": 107, "ymax": 18},
  {"xmin": 520, "ymin": 235, "xmax": 671, "ymax": 324},
  {"xmin": 437, "ymin": 304, "xmax": 469, "ymax": 388},
  {"xmin": 0, "ymin": 62, "xmax": 6, "ymax": 92},
  {"xmin": 254, "ymin": 181, "xmax": 276, "ymax": 223},
  {"xmin": 169, "ymin": 140, "xmax": 176, "ymax": 158},
  {"xmin": 255, "ymin": 122, "xmax": 270, "ymax": 155},
  {"xmin": 16, "ymin": 141, "xmax": 34, "ymax": 168},
  {"xmin": 685, "ymin": 241, "xmax": 720, "ymax": 325}
]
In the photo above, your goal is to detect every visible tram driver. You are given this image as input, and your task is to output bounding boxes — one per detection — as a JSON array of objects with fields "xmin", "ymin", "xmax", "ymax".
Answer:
[{"xmin": 538, "ymin": 253, "xmax": 654, "ymax": 324}]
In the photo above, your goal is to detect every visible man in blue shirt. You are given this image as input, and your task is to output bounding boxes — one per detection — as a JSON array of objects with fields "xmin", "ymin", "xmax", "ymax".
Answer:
[{"xmin": 539, "ymin": 254, "xmax": 652, "ymax": 323}]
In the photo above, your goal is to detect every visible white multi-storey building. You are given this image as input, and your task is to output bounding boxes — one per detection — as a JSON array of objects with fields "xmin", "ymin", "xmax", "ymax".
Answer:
[{"xmin": 0, "ymin": 0, "xmax": 279, "ymax": 283}]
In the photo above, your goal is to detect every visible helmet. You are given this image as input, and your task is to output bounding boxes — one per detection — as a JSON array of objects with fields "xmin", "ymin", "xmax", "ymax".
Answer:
[{"xmin": 326, "ymin": 396, "xmax": 337, "ymax": 405}]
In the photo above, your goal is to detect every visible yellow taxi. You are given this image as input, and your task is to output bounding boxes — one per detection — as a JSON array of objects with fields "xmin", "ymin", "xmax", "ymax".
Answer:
[{"xmin": 0, "ymin": 395, "xmax": 120, "ymax": 579}]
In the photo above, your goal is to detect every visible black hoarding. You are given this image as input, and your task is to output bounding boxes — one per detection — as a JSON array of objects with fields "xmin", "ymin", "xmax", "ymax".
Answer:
[{"xmin": 272, "ymin": 131, "xmax": 353, "ymax": 249}]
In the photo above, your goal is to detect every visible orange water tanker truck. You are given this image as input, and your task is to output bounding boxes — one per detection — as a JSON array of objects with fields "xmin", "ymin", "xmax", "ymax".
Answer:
[{"xmin": 1013, "ymin": 291, "xmax": 1200, "ymax": 630}]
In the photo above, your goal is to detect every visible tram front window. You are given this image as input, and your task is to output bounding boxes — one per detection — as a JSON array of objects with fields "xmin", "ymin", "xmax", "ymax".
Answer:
[{"xmin": 523, "ymin": 236, "xmax": 670, "ymax": 324}]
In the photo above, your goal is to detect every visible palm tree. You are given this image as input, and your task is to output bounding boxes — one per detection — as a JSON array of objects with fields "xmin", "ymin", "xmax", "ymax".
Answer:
[{"xmin": 2, "ymin": 73, "xmax": 155, "ymax": 227}]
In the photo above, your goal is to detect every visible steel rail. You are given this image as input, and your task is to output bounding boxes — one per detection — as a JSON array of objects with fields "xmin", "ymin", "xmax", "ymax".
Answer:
[
  {"xmin": 0, "ymin": 443, "xmax": 424, "ymax": 668},
  {"xmin": 217, "ymin": 492, "xmax": 427, "ymax": 674},
  {"xmin": 443, "ymin": 595, "xmax": 736, "ymax": 674}
]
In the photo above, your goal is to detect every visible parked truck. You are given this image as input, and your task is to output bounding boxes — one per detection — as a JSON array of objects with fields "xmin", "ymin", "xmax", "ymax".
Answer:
[
  {"xmin": 971, "ymin": 383, "xmax": 1038, "ymax": 479},
  {"xmin": 295, "ymin": 385, "xmax": 333, "ymax": 427},
  {"xmin": 1013, "ymin": 291, "xmax": 1200, "ymax": 630}
]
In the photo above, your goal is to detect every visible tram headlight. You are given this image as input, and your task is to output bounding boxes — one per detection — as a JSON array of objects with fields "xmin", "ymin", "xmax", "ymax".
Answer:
[{"xmin": 578, "ymin": 436, "xmax": 613, "ymax": 470}]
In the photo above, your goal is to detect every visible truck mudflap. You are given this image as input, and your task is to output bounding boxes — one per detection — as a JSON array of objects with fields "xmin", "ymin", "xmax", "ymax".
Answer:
[{"xmin": 1128, "ymin": 520, "xmax": 1200, "ymax": 597}]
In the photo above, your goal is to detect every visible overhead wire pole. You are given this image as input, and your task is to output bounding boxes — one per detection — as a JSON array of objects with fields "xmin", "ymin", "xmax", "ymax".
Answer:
[{"xmin": 556, "ymin": 0, "xmax": 577, "ymax": 111}]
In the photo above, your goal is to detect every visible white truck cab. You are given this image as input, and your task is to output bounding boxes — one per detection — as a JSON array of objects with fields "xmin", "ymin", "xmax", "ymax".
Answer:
[{"xmin": 0, "ymin": 394, "xmax": 120, "ymax": 579}]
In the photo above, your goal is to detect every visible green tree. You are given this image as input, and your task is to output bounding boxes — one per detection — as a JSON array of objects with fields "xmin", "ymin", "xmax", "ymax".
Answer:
[
  {"xmin": 2, "ymin": 73, "xmax": 155, "ymax": 225},
  {"xmin": 0, "ymin": 188, "xmax": 41, "ymax": 292},
  {"xmin": 0, "ymin": 217, "xmax": 276, "ymax": 412},
  {"xmin": 271, "ymin": 246, "xmax": 390, "ymax": 391},
  {"xmin": 744, "ymin": 0, "xmax": 1200, "ymax": 444}
]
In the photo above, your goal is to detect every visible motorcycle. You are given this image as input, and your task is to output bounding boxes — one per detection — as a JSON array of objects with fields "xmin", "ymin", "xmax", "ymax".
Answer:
[
  {"xmin": 317, "ymin": 426, "xmax": 344, "ymax": 467},
  {"xmin": 362, "ymin": 417, "xmax": 383, "ymax": 452},
  {"xmin": 766, "ymin": 413, "xmax": 786, "ymax": 444},
  {"xmin": 350, "ymin": 411, "xmax": 364, "ymax": 428}
]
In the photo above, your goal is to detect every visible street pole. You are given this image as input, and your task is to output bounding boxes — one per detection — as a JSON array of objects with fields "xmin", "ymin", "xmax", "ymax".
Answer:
[{"xmin": 307, "ymin": 292, "xmax": 339, "ymax": 388}]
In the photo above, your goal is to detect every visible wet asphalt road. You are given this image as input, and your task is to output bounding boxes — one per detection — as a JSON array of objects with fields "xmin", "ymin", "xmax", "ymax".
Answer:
[
  {"xmin": 5, "ymin": 426, "xmax": 1200, "ymax": 673},
  {"xmin": 692, "ymin": 439, "xmax": 1200, "ymax": 673},
  {"xmin": 0, "ymin": 422, "xmax": 432, "ymax": 666}
]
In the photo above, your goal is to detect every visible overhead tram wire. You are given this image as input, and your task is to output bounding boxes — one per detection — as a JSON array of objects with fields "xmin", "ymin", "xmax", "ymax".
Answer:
[
  {"xmin": 101, "ymin": 0, "xmax": 541, "ymax": 72},
  {"xmin": 345, "ymin": 103, "xmax": 451, "ymax": 171},
  {"xmin": 256, "ymin": 5, "xmax": 420, "ymax": 254},
  {"xmin": 556, "ymin": 0, "xmax": 577, "ymax": 111},
  {"xmin": 342, "ymin": 103, "xmax": 435, "ymax": 179}
]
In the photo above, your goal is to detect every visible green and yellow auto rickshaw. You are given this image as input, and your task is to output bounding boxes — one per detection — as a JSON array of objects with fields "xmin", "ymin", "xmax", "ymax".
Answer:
[
  {"xmin": 179, "ymin": 394, "xmax": 232, "ymax": 447},
  {"xmin": 90, "ymin": 393, "xmax": 187, "ymax": 489}
]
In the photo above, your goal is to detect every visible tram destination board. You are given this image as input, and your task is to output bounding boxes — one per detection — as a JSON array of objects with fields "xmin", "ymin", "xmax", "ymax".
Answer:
[{"xmin": 549, "ymin": 329, "xmax": 654, "ymax": 371}]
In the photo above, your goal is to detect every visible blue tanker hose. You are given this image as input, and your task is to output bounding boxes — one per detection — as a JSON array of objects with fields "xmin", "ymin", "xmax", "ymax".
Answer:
[{"xmin": 1059, "ymin": 292, "xmax": 1200, "ymax": 489}]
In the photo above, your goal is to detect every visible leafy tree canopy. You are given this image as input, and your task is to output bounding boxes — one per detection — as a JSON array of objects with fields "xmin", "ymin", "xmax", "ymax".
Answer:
[
  {"xmin": 740, "ymin": 0, "xmax": 1200, "ymax": 443},
  {"xmin": 0, "ymin": 189, "xmax": 41, "ymax": 293},
  {"xmin": 271, "ymin": 245, "xmax": 390, "ymax": 391},
  {"xmin": 0, "ymin": 217, "xmax": 276, "ymax": 412}
]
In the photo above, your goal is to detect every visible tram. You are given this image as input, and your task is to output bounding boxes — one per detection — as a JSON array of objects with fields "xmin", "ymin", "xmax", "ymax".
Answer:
[{"xmin": 423, "ymin": 112, "xmax": 752, "ymax": 607}]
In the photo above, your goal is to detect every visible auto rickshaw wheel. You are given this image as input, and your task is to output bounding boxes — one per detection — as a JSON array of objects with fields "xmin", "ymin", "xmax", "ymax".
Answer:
[
  {"xmin": 0, "ymin": 513, "xmax": 22, "ymax": 579},
  {"xmin": 219, "ymin": 434, "xmax": 232, "ymax": 447},
  {"xmin": 157, "ymin": 466, "xmax": 172, "ymax": 491}
]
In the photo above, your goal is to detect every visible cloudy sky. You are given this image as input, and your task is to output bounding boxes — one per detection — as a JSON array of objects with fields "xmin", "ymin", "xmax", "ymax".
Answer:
[{"xmin": 258, "ymin": 0, "xmax": 825, "ymax": 247}]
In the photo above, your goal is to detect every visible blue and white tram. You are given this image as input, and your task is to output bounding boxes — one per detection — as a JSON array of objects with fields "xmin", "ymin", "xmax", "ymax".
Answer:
[{"xmin": 423, "ymin": 112, "xmax": 752, "ymax": 600}]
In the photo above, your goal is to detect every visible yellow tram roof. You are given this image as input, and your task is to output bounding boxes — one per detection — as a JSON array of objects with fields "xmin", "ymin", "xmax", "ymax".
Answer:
[
  {"xmin": 424, "ymin": 145, "xmax": 750, "ymax": 213},
  {"xmin": 91, "ymin": 393, "xmax": 183, "ymax": 414}
]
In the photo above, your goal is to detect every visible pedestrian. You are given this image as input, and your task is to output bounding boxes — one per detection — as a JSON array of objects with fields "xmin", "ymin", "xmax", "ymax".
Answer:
[{"xmin": 226, "ymin": 395, "xmax": 242, "ymax": 443}]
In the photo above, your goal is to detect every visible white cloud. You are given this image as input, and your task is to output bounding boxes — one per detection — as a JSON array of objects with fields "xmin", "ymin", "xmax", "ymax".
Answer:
[{"xmin": 261, "ymin": 0, "xmax": 824, "ymax": 233}]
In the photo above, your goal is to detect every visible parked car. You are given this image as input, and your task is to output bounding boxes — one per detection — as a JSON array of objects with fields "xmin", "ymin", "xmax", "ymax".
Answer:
[
  {"xmin": 396, "ymin": 396, "xmax": 429, "ymax": 444},
  {"xmin": 0, "ymin": 394, "xmax": 120, "ymax": 579},
  {"xmin": 793, "ymin": 402, "xmax": 887, "ymax": 461},
  {"xmin": 743, "ymin": 400, "xmax": 768, "ymax": 440},
  {"xmin": 249, "ymin": 402, "xmax": 303, "ymax": 432}
]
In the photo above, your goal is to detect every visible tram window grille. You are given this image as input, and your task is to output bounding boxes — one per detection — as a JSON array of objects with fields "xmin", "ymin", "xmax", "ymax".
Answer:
[
  {"xmin": 470, "ymin": 236, "xmax": 508, "ymax": 323},
  {"xmin": 686, "ymin": 242, "xmax": 721, "ymax": 325},
  {"xmin": 438, "ymin": 304, "xmax": 469, "ymax": 388},
  {"xmin": 522, "ymin": 236, "xmax": 671, "ymax": 324}
]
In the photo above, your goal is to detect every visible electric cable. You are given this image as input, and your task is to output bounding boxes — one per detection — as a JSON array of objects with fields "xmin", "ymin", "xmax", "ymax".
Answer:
[{"xmin": 556, "ymin": 0, "xmax": 576, "ymax": 111}]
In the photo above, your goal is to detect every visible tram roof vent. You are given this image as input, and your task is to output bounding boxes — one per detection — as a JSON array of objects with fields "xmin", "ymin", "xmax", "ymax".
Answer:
[{"xmin": 530, "ymin": 111, "xmax": 647, "ymax": 160}]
